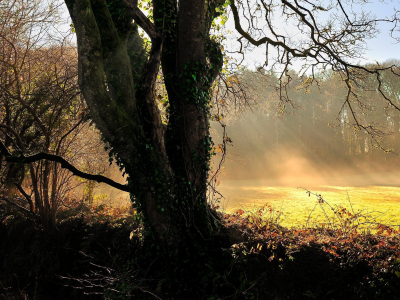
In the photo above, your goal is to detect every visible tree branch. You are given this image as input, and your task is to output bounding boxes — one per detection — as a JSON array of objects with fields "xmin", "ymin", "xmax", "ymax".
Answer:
[
  {"xmin": 121, "ymin": 0, "xmax": 159, "ymax": 41},
  {"xmin": 55, "ymin": 112, "xmax": 87, "ymax": 155},
  {"xmin": 0, "ymin": 140, "xmax": 129, "ymax": 192},
  {"xmin": 230, "ymin": 0, "xmax": 308, "ymax": 57},
  {"xmin": 14, "ymin": 182, "xmax": 35, "ymax": 213},
  {"xmin": 0, "ymin": 123, "xmax": 25, "ymax": 150}
]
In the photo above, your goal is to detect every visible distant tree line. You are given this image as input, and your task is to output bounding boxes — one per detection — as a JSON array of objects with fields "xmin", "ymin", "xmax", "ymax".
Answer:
[{"xmin": 214, "ymin": 64, "xmax": 400, "ymax": 179}]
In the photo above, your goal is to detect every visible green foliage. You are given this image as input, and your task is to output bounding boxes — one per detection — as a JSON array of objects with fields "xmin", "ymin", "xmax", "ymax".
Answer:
[{"xmin": 70, "ymin": 22, "xmax": 76, "ymax": 33}]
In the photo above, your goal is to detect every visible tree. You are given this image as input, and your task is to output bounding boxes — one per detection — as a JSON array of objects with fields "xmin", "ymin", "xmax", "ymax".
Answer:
[
  {"xmin": 2, "ymin": 0, "xmax": 400, "ymax": 254},
  {"xmin": 62, "ymin": 0, "xmax": 227, "ymax": 249}
]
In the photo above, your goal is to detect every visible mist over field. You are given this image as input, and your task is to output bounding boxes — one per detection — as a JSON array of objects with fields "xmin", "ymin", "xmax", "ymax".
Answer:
[
  {"xmin": 208, "ymin": 69, "xmax": 400, "ymax": 221},
  {"xmin": 92, "ymin": 67, "xmax": 400, "ymax": 222},
  {"xmin": 212, "ymin": 69, "xmax": 400, "ymax": 181},
  {"xmin": 98, "ymin": 67, "xmax": 400, "ymax": 215},
  {"xmin": 216, "ymin": 142, "xmax": 400, "ymax": 187}
]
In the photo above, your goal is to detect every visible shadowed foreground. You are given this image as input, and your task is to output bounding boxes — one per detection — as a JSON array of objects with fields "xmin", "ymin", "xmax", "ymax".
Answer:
[{"xmin": 1, "ymin": 200, "xmax": 400, "ymax": 300}]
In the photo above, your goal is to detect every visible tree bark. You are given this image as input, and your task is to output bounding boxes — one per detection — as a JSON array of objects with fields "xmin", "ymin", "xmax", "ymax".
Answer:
[{"xmin": 64, "ymin": 0, "xmax": 224, "ymax": 250}]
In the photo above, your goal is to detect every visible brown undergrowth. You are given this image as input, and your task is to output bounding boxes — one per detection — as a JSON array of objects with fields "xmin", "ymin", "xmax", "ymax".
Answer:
[
  {"xmin": 219, "ymin": 192, "xmax": 400, "ymax": 299},
  {"xmin": 2, "ymin": 193, "xmax": 400, "ymax": 299}
]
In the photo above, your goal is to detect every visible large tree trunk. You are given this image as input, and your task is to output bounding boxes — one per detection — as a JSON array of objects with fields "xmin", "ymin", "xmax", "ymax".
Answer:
[{"xmin": 64, "ymin": 0, "xmax": 224, "ymax": 252}]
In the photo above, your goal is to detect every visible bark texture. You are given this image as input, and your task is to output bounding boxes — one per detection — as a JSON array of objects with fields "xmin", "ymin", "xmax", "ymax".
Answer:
[{"xmin": 64, "ymin": 0, "xmax": 224, "ymax": 248}]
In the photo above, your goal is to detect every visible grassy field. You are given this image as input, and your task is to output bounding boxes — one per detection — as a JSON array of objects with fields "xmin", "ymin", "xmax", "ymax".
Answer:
[
  {"xmin": 91, "ymin": 171, "xmax": 400, "ymax": 230},
  {"xmin": 216, "ymin": 180, "xmax": 400, "ymax": 230}
]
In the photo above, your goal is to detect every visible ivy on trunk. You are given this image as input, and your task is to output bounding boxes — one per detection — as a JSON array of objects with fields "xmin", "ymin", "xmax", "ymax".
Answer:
[{"xmin": 63, "ymin": 0, "xmax": 225, "ymax": 250}]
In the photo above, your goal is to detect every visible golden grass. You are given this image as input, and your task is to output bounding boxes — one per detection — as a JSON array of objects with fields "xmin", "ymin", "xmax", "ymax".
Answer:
[{"xmin": 217, "ymin": 183, "xmax": 400, "ymax": 230}]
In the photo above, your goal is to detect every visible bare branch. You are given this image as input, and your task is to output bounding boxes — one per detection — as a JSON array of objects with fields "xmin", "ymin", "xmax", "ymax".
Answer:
[
  {"xmin": 0, "ymin": 140, "xmax": 129, "ymax": 192},
  {"xmin": 230, "ymin": 0, "xmax": 308, "ymax": 57}
]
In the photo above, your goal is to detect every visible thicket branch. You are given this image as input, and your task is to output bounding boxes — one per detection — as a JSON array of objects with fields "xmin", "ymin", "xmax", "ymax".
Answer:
[{"xmin": 0, "ymin": 140, "xmax": 129, "ymax": 192}]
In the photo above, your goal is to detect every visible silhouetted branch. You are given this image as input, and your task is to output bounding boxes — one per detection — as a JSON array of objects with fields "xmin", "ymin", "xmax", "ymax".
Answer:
[{"xmin": 0, "ymin": 140, "xmax": 129, "ymax": 192}]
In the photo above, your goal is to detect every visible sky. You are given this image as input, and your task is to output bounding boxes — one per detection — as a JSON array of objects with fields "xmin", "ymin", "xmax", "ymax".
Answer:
[
  {"xmin": 220, "ymin": 0, "xmax": 400, "ymax": 69},
  {"xmin": 359, "ymin": 0, "xmax": 400, "ymax": 61},
  {"xmin": 59, "ymin": 1, "xmax": 400, "ymax": 67}
]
